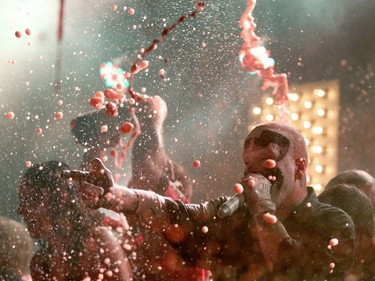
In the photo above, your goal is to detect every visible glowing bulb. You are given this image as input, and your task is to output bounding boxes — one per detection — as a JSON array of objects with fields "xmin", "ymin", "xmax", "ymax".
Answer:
[
  {"xmin": 313, "ymin": 184, "xmax": 322, "ymax": 191},
  {"xmin": 265, "ymin": 114, "xmax": 274, "ymax": 121},
  {"xmin": 304, "ymin": 138, "xmax": 310, "ymax": 145},
  {"xmin": 303, "ymin": 121, "xmax": 311, "ymax": 129},
  {"xmin": 291, "ymin": 113, "xmax": 299, "ymax": 121},
  {"xmin": 316, "ymin": 109, "xmax": 326, "ymax": 117},
  {"xmin": 314, "ymin": 89, "xmax": 326, "ymax": 97},
  {"xmin": 312, "ymin": 126, "xmax": 323, "ymax": 135},
  {"xmin": 315, "ymin": 165, "xmax": 324, "ymax": 173},
  {"xmin": 304, "ymin": 101, "xmax": 312, "ymax": 109},
  {"xmin": 311, "ymin": 145, "xmax": 323, "ymax": 154},
  {"xmin": 252, "ymin": 107, "xmax": 262, "ymax": 115},
  {"xmin": 287, "ymin": 93, "xmax": 299, "ymax": 102},
  {"xmin": 265, "ymin": 97, "xmax": 274, "ymax": 105}
]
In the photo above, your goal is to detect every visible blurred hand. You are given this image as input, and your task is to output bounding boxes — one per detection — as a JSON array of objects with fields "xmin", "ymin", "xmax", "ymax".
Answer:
[{"xmin": 61, "ymin": 158, "xmax": 115, "ymax": 209}]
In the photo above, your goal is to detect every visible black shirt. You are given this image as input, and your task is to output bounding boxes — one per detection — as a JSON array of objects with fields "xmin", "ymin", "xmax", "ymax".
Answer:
[{"xmin": 152, "ymin": 186, "xmax": 356, "ymax": 281}]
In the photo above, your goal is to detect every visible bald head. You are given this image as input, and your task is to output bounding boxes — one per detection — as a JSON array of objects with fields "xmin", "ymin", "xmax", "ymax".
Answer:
[
  {"xmin": 245, "ymin": 122, "xmax": 308, "ymax": 162},
  {"xmin": 326, "ymin": 170, "xmax": 375, "ymax": 189},
  {"xmin": 326, "ymin": 170, "xmax": 375, "ymax": 208}
]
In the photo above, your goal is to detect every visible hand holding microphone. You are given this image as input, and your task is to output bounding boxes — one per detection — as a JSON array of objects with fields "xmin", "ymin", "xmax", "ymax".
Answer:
[
  {"xmin": 242, "ymin": 173, "xmax": 276, "ymax": 217},
  {"xmin": 217, "ymin": 173, "xmax": 275, "ymax": 218}
]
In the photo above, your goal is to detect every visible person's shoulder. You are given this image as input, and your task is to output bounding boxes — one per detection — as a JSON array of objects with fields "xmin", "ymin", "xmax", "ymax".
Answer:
[{"xmin": 310, "ymin": 200, "xmax": 355, "ymax": 238}]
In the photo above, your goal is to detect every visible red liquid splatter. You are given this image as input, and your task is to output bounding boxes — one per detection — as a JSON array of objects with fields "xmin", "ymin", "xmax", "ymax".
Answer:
[
  {"xmin": 263, "ymin": 159, "xmax": 276, "ymax": 169},
  {"xmin": 120, "ymin": 122, "xmax": 134, "ymax": 134},
  {"xmin": 55, "ymin": 111, "xmax": 63, "ymax": 120},
  {"xmin": 105, "ymin": 102, "xmax": 118, "ymax": 117},
  {"xmin": 263, "ymin": 212, "xmax": 277, "ymax": 224},
  {"xmin": 25, "ymin": 29, "xmax": 31, "ymax": 36},
  {"xmin": 239, "ymin": 0, "xmax": 290, "ymax": 120},
  {"xmin": 192, "ymin": 160, "xmax": 201, "ymax": 168},
  {"xmin": 6, "ymin": 112, "xmax": 15, "ymax": 120},
  {"xmin": 104, "ymin": 88, "xmax": 125, "ymax": 100},
  {"xmin": 15, "ymin": 31, "xmax": 22, "ymax": 38},
  {"xmin": 90, "ymin": 96, "xmax": 105, "ymax": 109},
  {"xmin": 233, "ymin": 183, "xmax": 244, "ymax": 194},
  {"xmin": 127, "ymin": 1, "xmax": 206, "ymax": 102}
]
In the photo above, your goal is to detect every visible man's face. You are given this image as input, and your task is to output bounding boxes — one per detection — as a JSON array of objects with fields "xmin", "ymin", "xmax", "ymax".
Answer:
[
  {"xmin": 242, "ymin": 127, "xmax": 296, "ymax": 208},
  {"xmin": 17, "ymin": 185, "xmax": 53, "ymax": 239}
]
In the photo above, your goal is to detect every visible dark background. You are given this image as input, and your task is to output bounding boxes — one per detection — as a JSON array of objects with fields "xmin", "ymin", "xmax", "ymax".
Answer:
[{"xmin": 0, "ymin": 0, "xmax": 374, "ymax": 219}]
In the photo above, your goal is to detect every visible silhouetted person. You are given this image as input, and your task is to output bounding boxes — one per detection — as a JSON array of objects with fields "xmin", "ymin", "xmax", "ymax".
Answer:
[
  {"xmin": 323, "ymin": 172, "xmax": 375, "ymax": 280},
  {"xmin": 0, "ymin": 216, "xmax": 33, "ymax": 281},
  {"xmin": 127, "ymin": 96, "xmax": 203, "ymax": 280},
  {"xmin": 18, "ymin": 161, "xmax": 132, "ymax": 281},
  {"xmin": 325, "ymin": 170, "xmax": 375, "ymax": 208}
]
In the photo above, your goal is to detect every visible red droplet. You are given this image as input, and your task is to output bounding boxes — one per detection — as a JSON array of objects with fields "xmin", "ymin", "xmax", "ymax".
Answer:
[
  {"xmin": 25, "ymin": 161, "xmax": 32, "ymax": 167},
  {"xmin": 201, "ymin": 226, "xmax": 209, "ymax": 233},
  {"xmin": 105, "ymin": 102, "xmax": 118, "ymax": 117},
  {"xmin": 55, "ymin": 112, "xmax": 63, "ymax": 120},
  {"xmin": 116, "ymin": 83, "xmax": 123, "ymax": 91},
  {"xmin": 247, "ymin": 179, "xmax": 256, "ymax": 188},
  {"xmin": 94, "ymin": 91, "xmax": 105, "ymax": 98},
  {"xmin": 192, "ymin": 160, "xmax": 201, "ymax": 168},
  {"xmin": 110, "ymin": 149, "xmax": 118, "ymax": 158},
  {"xmin": 104, "ymin": 88, "xmax": 125, "ymax": 100},
  {"xmin": 25, "ymin": 29, "xmax": 31, "ymax": 36},
  {"xmin": 111, "ymin": 5, "xmax": 118, "ymax": 11},
  {"xmin": 6, "ymin": 112, "xmax": 15, "ymax": 120},
  {"xmin": 90, "ymin": 96, "xmax": 105, "ymax": 109},
  {"xmin": 101, "ymin": 125, "xmax": 108, "ymax": 132},
  {"xmin": 15, "ymin": 31, "xmax": 22, "ymax": 38},
  {"xmin": 263, "ymin": 212, "xmax": 278, "ymax": 224},
  {"xmin": 36, "ymin": 128, "xmax": 43, "ymax": 135},
  {"xmin": 263, "ymin": 159, "xmax": 276, "ymax": 169},
  {"xmin": 120, "ymin": 122, "xmax": 134, "ymax": 134},
  {"xmin": 128, "ymin": 8, "xmax": 135, "ymax": 15},
  {"xmin": 233, "ymin": 183, "xmax": 244, "ymax": 194}
]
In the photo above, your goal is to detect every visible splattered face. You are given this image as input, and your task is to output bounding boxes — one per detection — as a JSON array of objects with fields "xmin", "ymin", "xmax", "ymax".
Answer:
[{"xmin": 243, "ymin": 126, "xmax": 298, "ymax": 210}]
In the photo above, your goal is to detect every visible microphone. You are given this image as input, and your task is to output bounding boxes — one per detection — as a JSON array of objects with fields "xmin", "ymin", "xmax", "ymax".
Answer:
[
  {"xmin": 217, "ymin": 193, "xmax": 245, "ymax": 218},
  {"xmin": 217, "ymin": 173, "xmax": 272, "ymax": 218}
]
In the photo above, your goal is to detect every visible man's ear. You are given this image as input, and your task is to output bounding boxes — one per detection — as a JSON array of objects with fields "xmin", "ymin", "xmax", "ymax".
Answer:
[{"xmin": 295, "ymin": 158, "xmax": 307, "ymax": 180}]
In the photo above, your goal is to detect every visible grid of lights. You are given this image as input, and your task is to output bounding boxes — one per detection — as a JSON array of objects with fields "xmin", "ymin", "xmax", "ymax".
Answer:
[{"xmin": 248, "ymin": 80, "xmax": 340, "ymax": 193}]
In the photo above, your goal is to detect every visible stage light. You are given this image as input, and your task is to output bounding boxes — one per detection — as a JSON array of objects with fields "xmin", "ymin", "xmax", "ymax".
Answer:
[
  {"xmin": 253, "ymin": 80, "xmax": 339, "ymax": 194},
  {"xmin": 304, "ymin": 101, "xmax": 312, "ymax": 109},
  {"xmin": 311, "ymin": 145, "xmax": 323, "ymax": 154},
  {"xmin": 265, "ymin": 97, "xmax": 274, "ymax": 105},
  {"xmin": 314, "ymin": 89, "xmax": 326, "ymax": 97},
  {"xmin": 303, "ymin": 121, "xmax": 311, "ymax": 129},
  {"xmin": 315, "ymin": 165, "xmax": 324, "ymax": 173},
  {"xmin": 252, "ymin": 107, "xmax": 261, "ymax": 115},
  {"xmin": 265, "ymin": 114, "xmax": 274, "ymax": 121},
  {"xmin": 312, "ymin": 126, "xmax": 323, "ymax": 135},
  {"xmin": 291, "ymin": 113, "xmax": 299, "ymax": 120},
  {"xmin": 288, "ymin": 93, "xmax": 299, "ymax": 102},
  {"xmin": 316, "ymin": 108, "xmax": 326, "ymax": 117}
]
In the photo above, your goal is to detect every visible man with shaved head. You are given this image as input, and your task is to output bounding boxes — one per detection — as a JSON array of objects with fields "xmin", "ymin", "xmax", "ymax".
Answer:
[
  {"xmin": 324, "ymin": 170, "xmax": 375, "ymax": 280},
  {"xmin": 65, "ymin": 122, "xmax": 355, "ymax": 281},
  {"xmin": 325, "ymin": 169, "xmax": 375, "ymax": 207}
]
